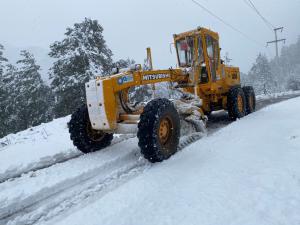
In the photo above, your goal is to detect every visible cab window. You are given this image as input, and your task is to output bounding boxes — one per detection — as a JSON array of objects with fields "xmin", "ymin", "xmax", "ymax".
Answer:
[
  {"xmin": 198, "ymin": 37, "xmax": 208, "ymax": 84},
  {"xmin": 176, "ymin": 37, "xmax": 194, "ymax": 67},
  {"xmin": 205, "ymin": 35, "xmax": 219, "ymax": 81},
  {"xmin": 198, "ymin": 37, "xmax": 204, "ymax": 64},
  {"xmin": 206, "ymin": 36, "xmax": 214, "ymax": 58}
]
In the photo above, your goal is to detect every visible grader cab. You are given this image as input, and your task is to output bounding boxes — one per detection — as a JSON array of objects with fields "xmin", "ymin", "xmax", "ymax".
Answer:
[{"xmin": 68, "ymin": 27, "xmax": 256, "ymax": 163}]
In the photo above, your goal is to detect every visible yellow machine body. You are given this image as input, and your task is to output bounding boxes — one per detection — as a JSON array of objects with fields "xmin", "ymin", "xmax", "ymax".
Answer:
[{"xmin": 85, "ymin": 27, "xmax": 241, "ymax": 132}]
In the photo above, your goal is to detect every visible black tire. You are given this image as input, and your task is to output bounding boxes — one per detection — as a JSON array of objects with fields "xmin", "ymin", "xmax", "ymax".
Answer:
[
  {"xmin": 137, "ymin": 98, "xmax": 180, "ymax": 163},
  {"xmin": 243, "ymin": 86, "xmax": 256, "ymax": 114},
  {"xmin": 227, "ymin": 87, "xmax": 246, "ymax": 120},
  {"xmin": 68, "ymin": 105, "xmax": 113, "ymax": 153}
]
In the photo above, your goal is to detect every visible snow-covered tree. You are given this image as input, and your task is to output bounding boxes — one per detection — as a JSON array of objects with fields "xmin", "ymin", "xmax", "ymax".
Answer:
[
  {"xmin": 0, "ymin": 50, "xmax": 53, "ymax": 137},
  {"xmin": 287, "ymin": 76, "xmax": 300, "ymax": 91},
  {"xmin": 0, "ymin": 45, "xmax": 10, "ymax": 136},
  {"xmin": 0, "ymin": 44, "xmax": 8, "ymax": 76},
  {"xmin": 269, "ymin": 36, "xmax": 300, "ymax": 92},
  {"xmin": 113, "ymin": 58, "xmax": 135, "ymax": 69},
  {"xmin": 0, "ymin": 64, "xmax": 18, "ymax": 136},
  {"xmin": 49, "ymin": 18, "xmax": 113, "ymax": 117},
  {"xmin": 286, "ymin": 64, "xmax": 300, "ymax": 91},
  {"xmin": 240, "ymin": 72, "xmax": 251, "ymax": 86},
  {"xmin": 0, "ymin": 44, "xmax": 8, "ymax": 99},
  {"xmin": 14, "ymin": 50, "xmax": 53, "ymax": 131},
  {"xmin": 248, "ymin": 53, "xmax": 276, "ymax": 94},
  {"xmin": 243, "ymin": 37, "xmax": 300, "ymax": 94}
]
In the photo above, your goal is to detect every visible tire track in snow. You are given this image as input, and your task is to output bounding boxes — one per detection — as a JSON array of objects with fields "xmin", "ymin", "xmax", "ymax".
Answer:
[
  {"xmin": 0, "ymin": 133, "xmax": 206, "ymax": 225},
  {"xmin": 1, "ymin": 94, "xmax": 300, "ymax": 225},
  {"xmin": 6, "ymin": 154, "xmax": 148, "ymax": 225},
  {"xmin": 1, "ymin": 93, "xmax": 299, "ymax": 185},
  {"xmin": 0, "ymin": 134, "xmax": 135, "ymax": 184},
  {"xmin": 0, "ymin": 138, "xmax": 140, "ymax": 221}
]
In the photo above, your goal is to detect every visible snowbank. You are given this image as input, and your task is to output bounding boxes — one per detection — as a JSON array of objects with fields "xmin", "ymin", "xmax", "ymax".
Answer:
[
  {"xmin": 0, "ymin": 116, "xmax": 133, "ymax": 182},
  {"xmin": 52, "ymin": 97, "xmax": 300, "ymax": 225},
  {"xmin": 256, "ymin": 90, "xmax": 300, "ymax": 101},
  {"xmin": 0, "ymin": 116, "xmax": 77, "ymax": 182}
]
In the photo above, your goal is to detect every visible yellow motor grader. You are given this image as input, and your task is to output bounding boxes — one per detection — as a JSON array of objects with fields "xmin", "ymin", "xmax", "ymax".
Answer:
[{"xmin": 68, "ymin": 27, "xmax": 256, "ymax": 163}]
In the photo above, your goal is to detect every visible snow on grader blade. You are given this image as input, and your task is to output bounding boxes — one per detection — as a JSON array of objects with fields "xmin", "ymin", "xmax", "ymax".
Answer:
[{"xmin": 68, "ymin": 27, "xmax": 256, "ymax": 163}]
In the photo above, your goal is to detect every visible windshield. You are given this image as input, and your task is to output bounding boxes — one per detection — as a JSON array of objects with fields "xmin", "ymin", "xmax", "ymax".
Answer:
[{"xmin": 176, "ymin": 37, "xmax": 194, "ymax": 67}]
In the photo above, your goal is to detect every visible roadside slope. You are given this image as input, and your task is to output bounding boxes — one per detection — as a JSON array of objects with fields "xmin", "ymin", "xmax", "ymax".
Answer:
[{"xmin": 52, "ymin": 97, "xmax": 300, "ymax": 225}]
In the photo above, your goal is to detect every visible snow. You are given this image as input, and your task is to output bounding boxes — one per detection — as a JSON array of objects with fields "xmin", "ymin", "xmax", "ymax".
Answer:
[
  {"xmin": 0, "ymin": 116, "xmax": 76, "ymax": 182},
  {"xmin": 256, "ymin": 90, "xmax": 300, "ymax": 100},
  {"xmin": 0, "ymin": 93, "xmax": 300, "ymax": 224},
  {"xmin": 50, "ymin": 97, "xmax": 300, "ymax": 225},
  {"xmin": 0, "ymin": 116, "xmax": 133, "ymax": 183},
  {"xmin": 0, "ymin": 138, "xmax": 143, "ymax": 220}
]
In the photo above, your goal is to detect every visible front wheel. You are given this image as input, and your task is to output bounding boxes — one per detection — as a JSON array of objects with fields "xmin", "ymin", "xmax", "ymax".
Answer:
[
  {"xmin": 227, "ymin": 87, "xmax": 246, "ymax": 120},
  {"xmin": 137, "ymin": 98, "xmax": 180, "ymax": 163},
  {"xmin": 68, "ymin": 105, "xmax": 113, "ymax": 153},
  {"xmin": 243, "ymin": 86, "xmax": 256, "ymax": 114}
]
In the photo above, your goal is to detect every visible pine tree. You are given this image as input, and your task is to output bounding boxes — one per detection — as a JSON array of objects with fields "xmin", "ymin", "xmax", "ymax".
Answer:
[
  {"xmin": 269, "ymin": 36, "xmax": 300, "ymax": 92},
  {"xmin": 0, "ymin": 64, "xmax": 18, "ymax": 136},
  {"xmin": 0, "ymin": 44, "xmax": 8, "ymax": 99},
  {"xmin": 49, "ymin": 18, "xmax": 113, "ymax": 117},
  {"xmin": 248, "ymin": 53, "xmax": 276, "ymax": 94},
  {"xmin": 0, "ymin": 44, "xmax": 8, "ymax": 76},
  {"xmin": 113, "ymin": 58, "xmax": 135, "ymax": 70},
  {"xmin": 287, "ymin": 64, "xmax": 300, "ymax": 91},
  {"xmin": 15, "ymin": 50, "xmax": 52, "ymax": 131},
  {"xmin": 0, "ymin": 45, "xmax": 9, "ymax": 137}
]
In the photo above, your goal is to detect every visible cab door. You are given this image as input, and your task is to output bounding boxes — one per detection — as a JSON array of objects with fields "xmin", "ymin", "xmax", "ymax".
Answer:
[
  {"xmin": 205, "ymin": 34, "xmax": 220, "ymax": 82},
  {"xmin": 202, "ymin": 33, "xmax": 226, "ymax": 106},
  {"xmin": 196, "ymin": 36, "xmax": 209, "ymax": 84},
  {"xmin": 195, "ymin": 35, "xmax": 211, "ymax": 112}
]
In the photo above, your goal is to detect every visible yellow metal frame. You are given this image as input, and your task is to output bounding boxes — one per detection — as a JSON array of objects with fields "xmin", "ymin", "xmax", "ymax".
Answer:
[
  {"xmin": 173, "ymin": 27, "xmax": 240, "ymax": 112},
  {"xmin": 92, "ymin": 27, "xmax": 241, "ymax": 131}
]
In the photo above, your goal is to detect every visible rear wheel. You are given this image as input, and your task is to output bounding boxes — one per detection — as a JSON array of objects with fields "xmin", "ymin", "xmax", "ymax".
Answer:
[
  {"xmin": 137, "ymin": 98, "xmax": 180, "ymax": 163},
  {"xmin": 68, "ymin": 105, "xmax": 113, "ymax": 153},
  {"xmin": 243, "ymin": 86, "xmax": 256, "ymax": 114},
  {"xmin": 227, "ymin": 87, "xmax": 246, "ymax": 120}
]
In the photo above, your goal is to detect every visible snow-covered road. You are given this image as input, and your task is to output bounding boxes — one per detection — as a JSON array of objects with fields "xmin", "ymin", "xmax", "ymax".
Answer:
[
  {"xmin": 0, "ymin": 92, "xmax": 299, "ymax": 225},
  {"xmin": 0, "ymin": 117, "xmax": 135, "ymax": 183},
  {"xmin": 1, "ymin": 91, "xmax": 299, "ymax": 185},
  {"xmin": 50, "ymin": 96, "xmax": 300, "ymax": 225}
]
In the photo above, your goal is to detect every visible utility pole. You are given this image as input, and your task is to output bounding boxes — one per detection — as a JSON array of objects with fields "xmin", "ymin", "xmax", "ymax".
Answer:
[{"xmin": 267, "ymin": 27, "xmax": 286, "ymax": 58}]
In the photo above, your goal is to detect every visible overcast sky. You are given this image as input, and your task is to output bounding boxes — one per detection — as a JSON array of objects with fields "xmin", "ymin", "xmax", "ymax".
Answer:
[{"xmin": 0, "ymin": 0, "xmax": 299, "ymax": 73}]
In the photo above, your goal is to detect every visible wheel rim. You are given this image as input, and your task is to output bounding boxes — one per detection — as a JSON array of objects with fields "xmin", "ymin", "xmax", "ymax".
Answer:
[
  {"xmin": 158, "ymin": 117, "xmax": 173, "ymax": 145},
  {"xmin": 237, "ymin": 95, "xmax": 244, "ymax": 113},
  {"xmin": 86, "ymin": 122, "xmax": 105, "ymax": 142}
]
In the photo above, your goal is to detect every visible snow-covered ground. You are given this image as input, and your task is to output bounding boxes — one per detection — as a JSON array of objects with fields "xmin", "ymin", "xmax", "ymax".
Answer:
[
  {"xmin": 48, "ymin": 96, "xmax": 300, "ymax": 225},
  {"xmin": 256, "ymin": 90, "xmax": 300, "ymax": 100},
  {"xmin": 0, "ymin": 93, "xmax": 299, "ymax": 225},
  {"xmin": 0, "ymin": 116, "xmax": 134, "ymax": 183}
]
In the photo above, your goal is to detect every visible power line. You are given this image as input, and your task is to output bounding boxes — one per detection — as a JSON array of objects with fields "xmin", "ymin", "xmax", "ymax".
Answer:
[
  {"xmin": 247, "ymin": 0, "xmax": 275, "ymax": 29},
  {"xmin": 243, "ymin": 0, "xmax": 275, "ymax": 31},
  {"xmin": 242, "ymin": 0, "xmax": 286, "ymax": 57},
  {"xmin": 191, "ymin": 0, "xmax": 264, "ymax": 47}
]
